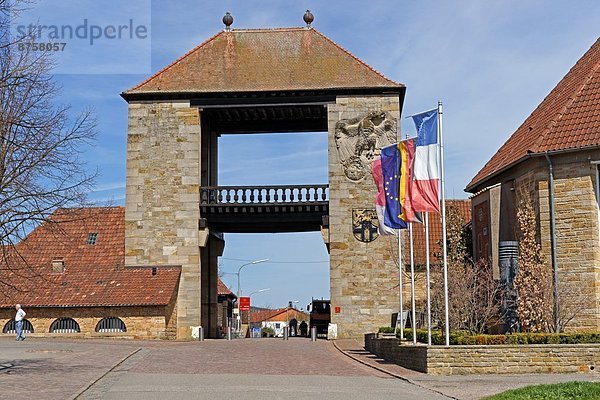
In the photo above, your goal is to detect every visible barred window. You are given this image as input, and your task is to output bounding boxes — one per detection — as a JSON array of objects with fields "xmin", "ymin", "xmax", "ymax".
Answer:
[
  {"xmin": 49, "ymin": 318, "xmax": 80, "ymax": 333},
  {"xmin": 95, "ymin": 317, "xmax": 127, "ymax": 333},
  {"xmin": 87, "ymin": 232, "xmax": 99, "ymax": 245},
  {"xmin": 3, "ymin": 319, "xmax": 34, "ymax": 334}
]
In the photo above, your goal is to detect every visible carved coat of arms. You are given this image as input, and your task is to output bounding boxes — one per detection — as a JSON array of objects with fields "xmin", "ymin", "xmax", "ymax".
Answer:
[
  {"xmin": 352, "ymin": 209, "xmax": 379, "ymax": 243},
  {"xmin": 335, "ymin": 111, "xmax": 397, "ymax": 181}
]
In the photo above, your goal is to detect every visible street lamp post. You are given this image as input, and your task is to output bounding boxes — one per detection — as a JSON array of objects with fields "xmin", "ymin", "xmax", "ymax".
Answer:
[
  {"xmin": 235, "ymin": 259, "xmax": 269, "ymax": 299},
  {"xmin": 247, "ymin": 288, "xmax": 270, "ymax": 338},
  {"xmin": 233, "ymin": 259, "xmax": 268, "ymax": 334}
]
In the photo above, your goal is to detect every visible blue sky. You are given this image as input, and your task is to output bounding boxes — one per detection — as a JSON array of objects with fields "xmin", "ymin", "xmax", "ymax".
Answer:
[{"xmin": 16, "ymin": 1, "xmax": 599, "ymax": 308}]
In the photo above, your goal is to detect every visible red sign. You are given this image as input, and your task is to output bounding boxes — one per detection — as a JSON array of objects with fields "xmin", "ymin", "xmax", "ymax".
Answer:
[
  {"xmin": 239, "ymin": 297, "xmax": 251, "ymax": 311},
  {"xmin": 335, "ymin": 306, "xmax": 341, "ymax": 314}
]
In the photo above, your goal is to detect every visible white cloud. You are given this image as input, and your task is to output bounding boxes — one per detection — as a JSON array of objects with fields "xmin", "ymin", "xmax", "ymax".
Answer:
[{"xmin": 90, "ymin": 182, "xmax": 126, "ymax": 192}]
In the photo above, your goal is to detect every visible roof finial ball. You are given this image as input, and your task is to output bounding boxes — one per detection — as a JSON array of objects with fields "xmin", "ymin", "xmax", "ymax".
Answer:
[
  {"xmin": 303, "ymin": 10, "xmax": 314, "ymax": 28},
  {"xmin": 223, "ymin": 12, "xmax": 233, "ymax": 31}
]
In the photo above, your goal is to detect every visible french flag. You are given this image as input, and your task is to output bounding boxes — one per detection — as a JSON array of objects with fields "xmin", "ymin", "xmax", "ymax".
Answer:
[{"xmin": 411, "ymin": 109, "xmax": 440, "ymax": 213}]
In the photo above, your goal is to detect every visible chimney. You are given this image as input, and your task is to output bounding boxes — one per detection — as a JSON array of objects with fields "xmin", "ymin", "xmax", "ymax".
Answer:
[{"xmin": 52, "ymin": 258, "xmax": 65, "ymax": 273}]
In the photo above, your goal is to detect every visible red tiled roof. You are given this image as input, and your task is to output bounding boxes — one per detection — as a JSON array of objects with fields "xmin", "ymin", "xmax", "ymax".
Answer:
[
  {"xmin": 242, "ymin": 307, "xmax": 308, "ymax": 324},
  {"xmin": 467, "ymin": 38, "xmax": 600, "ymax": 191},
  {"xmin": 124, "ymin": 27, "xmax": 403, "ymax": 96},
  {"xmin": 402, "ymin": 200, "xmax": 471, "ymax": 266},
  {"xmin": 247, "ymin": 307, "xmax": 287, "ymax": 323},
  {"xmin": 0, "ymin": 207, "xmax": 181, "ymax": 308},
  {"xmin": 218, "ymin": 278, "xmax": 235, "ymax": 297}
]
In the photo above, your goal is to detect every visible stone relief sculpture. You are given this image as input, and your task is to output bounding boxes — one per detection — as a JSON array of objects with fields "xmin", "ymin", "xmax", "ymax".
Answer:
[{"xmin": 334, "ymin": 111, "xmax": 397, "ymax": 181}]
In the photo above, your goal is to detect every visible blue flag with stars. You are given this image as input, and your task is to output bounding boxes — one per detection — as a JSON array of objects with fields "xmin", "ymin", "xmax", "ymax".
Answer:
[{"xmin": 381, "ymin": 144, "xmax": 408, "ymax": 229}]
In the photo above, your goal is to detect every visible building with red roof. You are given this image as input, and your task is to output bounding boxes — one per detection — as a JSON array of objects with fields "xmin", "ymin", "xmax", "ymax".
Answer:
[
  {"xmin": 217, "ymin": 276, "xmax": 237, "ymax": 335},
  {"xmin": 466, "ymin": 38, "xmax": 600, "ymax": 331},
  {"xmin": 242, "ymin": 307, "xmax": 309, "ymax": 338},
  {"xmin": 122, "ymin": 27, "xmax": 403, "ymax": 100},
  {"xmin": 404, "ymin": 200, "xmax": 472, "ymax": 268},
  {"xmin": 0, "ymin": 206, "xmax": 235, "ymax": 338},
  {"xmin": 121, "ymin": 15, "xmax": 407, "ymax": 340}
]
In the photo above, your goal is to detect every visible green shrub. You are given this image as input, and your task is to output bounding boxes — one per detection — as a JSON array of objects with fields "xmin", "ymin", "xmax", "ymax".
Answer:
[
  {"xmin": 378, "ymin": 326, "xmax": 395, "ymax": 333},
  {"xmin": 395, "ymin": 329, "xmax": 600, "ymax": 346},
  {"xmin": 505, "ymin": 334, "xmax": 528, "ymax": 345}
]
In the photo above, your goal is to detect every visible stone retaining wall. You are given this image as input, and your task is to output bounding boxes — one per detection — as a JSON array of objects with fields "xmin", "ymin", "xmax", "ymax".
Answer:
[{"xmin": 365, "ymin": 334, "xmax": 600, "ymax": 375}]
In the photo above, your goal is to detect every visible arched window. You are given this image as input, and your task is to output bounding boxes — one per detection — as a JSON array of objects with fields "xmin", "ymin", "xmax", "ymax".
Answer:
[
  {"xmin": 49, "ymin": 318, "xmax": 80, "ymax": 333},
  {"xmin": 95, "ymin": 317, "xmax": 126, "ymax": 333},
  {"xmin": 3, "ymin": 319, "xmax": 34, "ymax": 334}
]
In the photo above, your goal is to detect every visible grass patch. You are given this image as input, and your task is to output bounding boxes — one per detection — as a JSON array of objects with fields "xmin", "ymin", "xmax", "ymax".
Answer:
[{"xmin": 484, "ymin": 381, "xmax": 600, "ymax": 400}]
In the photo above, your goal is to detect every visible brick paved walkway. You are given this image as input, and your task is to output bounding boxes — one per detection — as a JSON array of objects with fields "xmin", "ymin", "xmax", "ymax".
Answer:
[
  {"xmin": 77, "ymin": 337, "xmax": 448, "ymax": 399},
  {"xmin": 0, "ymin": 337, "xmax": 140, "ymax": 400},
  {"xmin": 13, "ymin": 336, "xmax": 592, "ymax": 399},
  {"xmin": 130, "ymin": 337, "xmax": 386, "ymax": 376}
]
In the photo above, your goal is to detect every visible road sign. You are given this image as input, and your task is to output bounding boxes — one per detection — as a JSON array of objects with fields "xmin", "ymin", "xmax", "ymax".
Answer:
[{"xmin": 239, "ymin": 296, "xmax": 250, "ymax": 311}]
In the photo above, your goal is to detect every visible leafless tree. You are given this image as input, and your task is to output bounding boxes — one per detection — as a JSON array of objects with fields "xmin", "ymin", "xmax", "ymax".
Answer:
[
  {"xmin": 513, "ymin": 195, "xmax": 553, "ymax": 332},
  {"xmin": 514, "ymin": 194, "xmax": 586, "ymax": 332},
  {"xmin": 0, "ymin": 0, "xmax": 97, "ymax": 289},
  {"xmin": 429, "ymin": 203, "xmax": 503, "ymax": 334}
]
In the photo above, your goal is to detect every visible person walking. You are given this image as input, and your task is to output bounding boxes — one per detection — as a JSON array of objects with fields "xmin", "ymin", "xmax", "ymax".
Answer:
[
  {"xmin": 299, "ymin": 320, "xmax": 308, "ymax": 337},
  {"xmin": 15, "ymin": 304, "xmax": 26, "ymax": 341}
]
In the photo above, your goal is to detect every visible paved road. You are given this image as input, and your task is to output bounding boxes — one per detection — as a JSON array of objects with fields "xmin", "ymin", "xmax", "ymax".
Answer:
[
  {"xmin": 0, "ymin": 338, "xmax": 139, "ymax": 399},
  {"xmin": 0, "ymin": 337, "xmax": 450, "ymax": 400},
  {"xmin": 2, "ymin": 336, "xmax": 598, "ymax": 399}
]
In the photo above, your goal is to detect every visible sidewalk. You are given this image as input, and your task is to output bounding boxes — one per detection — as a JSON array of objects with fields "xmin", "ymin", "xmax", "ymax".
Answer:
[{"xmin": 333, "ymin": 339, "xmax": 600, "ymax": 400}]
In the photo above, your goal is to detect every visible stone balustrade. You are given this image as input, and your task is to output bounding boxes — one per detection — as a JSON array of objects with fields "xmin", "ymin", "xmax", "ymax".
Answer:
[{"xmin": 200, "ymin": 185, "xmax": 328, "ymax": 206}]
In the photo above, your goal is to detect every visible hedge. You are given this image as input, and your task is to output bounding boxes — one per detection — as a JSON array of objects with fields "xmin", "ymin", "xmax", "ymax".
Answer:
[{"xmin": 378, "ymin": 327, "xmax": 600, "ymax": 345}]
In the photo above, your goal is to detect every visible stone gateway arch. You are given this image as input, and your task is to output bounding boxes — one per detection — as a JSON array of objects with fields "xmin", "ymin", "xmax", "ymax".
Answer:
[{"xmin": 121, "ymin": 20, "xmax": 406, "ymax": 339}]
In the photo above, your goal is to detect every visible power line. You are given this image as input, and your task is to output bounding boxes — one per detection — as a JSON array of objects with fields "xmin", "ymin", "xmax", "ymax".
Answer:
[{"xmin": 220, "ymin": 257, "xmax": 329, "ymax": 264}]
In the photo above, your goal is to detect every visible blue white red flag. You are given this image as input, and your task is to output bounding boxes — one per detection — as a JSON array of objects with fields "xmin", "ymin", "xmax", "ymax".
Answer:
[{"xmin": 411, "ymin": 109, "xmax": 440, "ymax": 213}]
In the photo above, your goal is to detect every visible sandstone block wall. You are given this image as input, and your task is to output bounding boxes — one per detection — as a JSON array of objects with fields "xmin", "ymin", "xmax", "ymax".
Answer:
[
  {"xmin": 328, "ymin": 95, "xmax": 400, "ymax": 338},
  {"xmin": 427, "ymin": 344, "xmax": 600, "ymax": 375},
  {"xmin": 365, "ymin": 335, "xmax": 600, "ymax": 375},
  {"xmin": 125, "ymin": 101, "xmax": 202, "ymax": 339},
  {"xmin": 364, "ymin": 334, "xmax": 427, "ymax": 372},
  {"xmin": 514, "ymin": 152, "xmax": 600, "ymax": 331},
  {"xmin": 0, "ymin": 303, "xmax": 176, "ymax": 339}
]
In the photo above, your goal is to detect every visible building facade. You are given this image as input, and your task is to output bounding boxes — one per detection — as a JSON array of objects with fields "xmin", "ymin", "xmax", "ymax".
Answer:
[
  {"xmin": 121, "ymin": 20, "xmax": 407, "ymax": 338},
  {"xmin": 0, "ymin": 207, "xmax": 181, "ymax": 339},
  {"xmin": 467, "ymin": 38, "xmax": 600, "ymax": 331}
]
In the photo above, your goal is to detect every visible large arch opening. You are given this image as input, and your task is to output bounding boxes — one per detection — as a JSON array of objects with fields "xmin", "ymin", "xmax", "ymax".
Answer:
[{"xmin": 215, "ymin": 129, "xmax": 330, "ymax": 337}]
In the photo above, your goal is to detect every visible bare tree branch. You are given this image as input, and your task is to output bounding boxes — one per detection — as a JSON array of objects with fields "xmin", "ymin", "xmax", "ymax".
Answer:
[{"xmin": 0, "ymin": 0, "xmax": 97, "ymax": 293}]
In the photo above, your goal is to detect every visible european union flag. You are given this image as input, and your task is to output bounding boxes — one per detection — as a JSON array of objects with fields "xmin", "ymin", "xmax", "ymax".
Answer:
[{"xmin": 380, "ymin": 144, "xmax": 408, "ymax": 229}]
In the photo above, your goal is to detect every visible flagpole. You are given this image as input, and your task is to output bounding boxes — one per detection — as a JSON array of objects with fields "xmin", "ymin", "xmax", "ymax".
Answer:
[
  {"xmin": 409, "ymin": 222, "xmax": 417, "ymax": 345},
  {"xmin": 425, "ymin": 212, "xmax": 432, "ymax": 346},
  {"xmin": 398, "ymin": 231, "xmax": 404, "ymax": 340},
  {"xmin": 438, "ymin": 101, "xmax": 450, "ymax": 346}
]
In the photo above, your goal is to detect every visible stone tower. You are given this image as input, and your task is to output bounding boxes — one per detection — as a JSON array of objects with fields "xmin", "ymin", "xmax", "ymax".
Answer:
[{"xmin": 122, "ymin": 23, "xmax": 406, "ymax": 339}]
